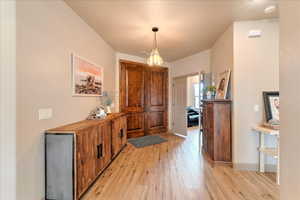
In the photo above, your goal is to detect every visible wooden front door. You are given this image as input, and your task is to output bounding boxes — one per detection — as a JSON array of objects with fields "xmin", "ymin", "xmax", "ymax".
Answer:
[
  {"xmin": 145, "ymin": 67, "xmax": 168, "ymax": 134},
  {"xmin": 120, "ymin": 61, "xmax": 145, "ymax": 138}
]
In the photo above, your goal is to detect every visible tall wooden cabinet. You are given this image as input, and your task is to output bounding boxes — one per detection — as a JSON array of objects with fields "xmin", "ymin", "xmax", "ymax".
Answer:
[
  {"xmin": 120, "ymin": 60, "xmax": 168, "ymax": 138},
  {"xmin": 202, "ymin": 100, "xmax": 232, "ymax": 164},
  {"xmin": 45, "ymin": 113, "xmax": 127, "ymax": 200}
]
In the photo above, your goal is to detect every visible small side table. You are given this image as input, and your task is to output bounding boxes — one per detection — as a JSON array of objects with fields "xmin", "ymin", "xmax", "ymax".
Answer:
[{"xmin": 252, "ymin": 125, "xmax": 280, "ymax": 184}]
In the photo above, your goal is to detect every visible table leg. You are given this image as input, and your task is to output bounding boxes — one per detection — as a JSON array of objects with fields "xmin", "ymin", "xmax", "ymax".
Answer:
[
  {"xmin": 259, "ymin": 132, "xmax": 265, "ymax": 172},
  {"xmin": 277, "ymin": 136, "xmax": 280, "ymax": 184}
]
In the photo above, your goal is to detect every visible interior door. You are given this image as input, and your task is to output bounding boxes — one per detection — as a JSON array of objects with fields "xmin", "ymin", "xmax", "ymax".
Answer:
[
  {"xmin": 120, "ymin": 61, "xmax": 145, "ymax": 138},
  {"xmin": 145, "ymin": 67, "xmax": 168, "ymax": 134},
  {"xmin": 172, "ymin": 76, "xmax": 187, "ymax": 137}
]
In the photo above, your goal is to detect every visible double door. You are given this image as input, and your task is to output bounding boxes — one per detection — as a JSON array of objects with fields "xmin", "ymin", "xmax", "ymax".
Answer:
[{"xmin": 120, "ymin": 60, "xmax": 168, "ymax": 138}]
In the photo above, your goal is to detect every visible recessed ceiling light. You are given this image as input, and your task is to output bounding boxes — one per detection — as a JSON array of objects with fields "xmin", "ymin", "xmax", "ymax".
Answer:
[{"xmin": 264, "ymin": 5, "xmax": 276, "ymax": 14}]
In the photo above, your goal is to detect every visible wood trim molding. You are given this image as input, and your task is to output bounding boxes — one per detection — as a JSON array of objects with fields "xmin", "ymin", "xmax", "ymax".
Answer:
[
  {"xmin": 119, "ymin": 59, "xmax": 168, "ymax": 69},
  {"xmin": 0, "ymin": 1, "xmax": 17, "ymax": 200}
]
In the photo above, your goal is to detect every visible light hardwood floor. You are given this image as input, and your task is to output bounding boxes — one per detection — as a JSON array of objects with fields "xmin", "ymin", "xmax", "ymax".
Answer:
[{"xmin": 83, "ymin": 128, "xmax": 279, "ymax": 200}]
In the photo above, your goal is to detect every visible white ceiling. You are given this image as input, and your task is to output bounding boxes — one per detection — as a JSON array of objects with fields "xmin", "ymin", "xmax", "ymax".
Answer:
[{"xmin": 65, "ymin": 0, "xmax": 278, "ymax": 62}]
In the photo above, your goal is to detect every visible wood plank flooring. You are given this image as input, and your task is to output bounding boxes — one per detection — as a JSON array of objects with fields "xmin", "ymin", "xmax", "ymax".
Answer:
[{"xmin": 82, "ymin": 128, "xmax": 279, "ymax": 200}]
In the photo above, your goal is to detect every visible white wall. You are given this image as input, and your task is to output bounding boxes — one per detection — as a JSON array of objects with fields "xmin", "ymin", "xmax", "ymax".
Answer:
[
  {"xmin": 171, "ymin": 49, "xmax": 210, "ymax": 78},
  {"xmin": 170, "ymin": 50, "xmax": 210, "ymax": 129},
  {"xmin": 280, "ymin": 2, "xmax": 300, "ymax": 199},
  {"xmin": 211, "ymin": 25, "xmax": 233, "ymax": 84},
  {"xmin": 16, "ymin": 0, "xmax": 116, "ymax": 199},
  {"xmin": 233, "ymin": 19, "xmax": 279, "ymax": 170},
  {"xmin": 0, "ymin": 1, "xmax": 16, "ymax": 199}
]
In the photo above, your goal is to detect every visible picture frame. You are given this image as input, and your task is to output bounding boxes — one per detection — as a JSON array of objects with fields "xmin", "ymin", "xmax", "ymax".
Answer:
[
  {"xmin": 263, "ymin": 91, "xmax": 280, "ymax": 123},
  {"xmin": 72, "ymin": 54, "xmax": 103, "ymax": 96},
  {"xmin": 216, "ymin": 69, "xmax": 231, "ymax": 99}
]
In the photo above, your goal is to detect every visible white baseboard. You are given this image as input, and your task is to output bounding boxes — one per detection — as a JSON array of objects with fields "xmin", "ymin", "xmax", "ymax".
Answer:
[{"xmin": 233, "ymin": 163, "xmax": 277, "ymax": 172}]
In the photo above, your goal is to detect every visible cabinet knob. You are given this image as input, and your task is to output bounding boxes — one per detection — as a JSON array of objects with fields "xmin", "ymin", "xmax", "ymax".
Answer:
[
  {"xmin": 97, "ymin": 144, "xmax": 103, "ymax": 159},
  {"xmin": 119, "ymin": 129, "xmax": 124, "ymax": 138}
]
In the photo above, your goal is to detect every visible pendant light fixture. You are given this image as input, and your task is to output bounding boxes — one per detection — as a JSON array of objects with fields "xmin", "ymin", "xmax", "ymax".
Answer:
[{"xmin": 147, "ymin": 27, "xmax": 163, "ymax": 66}]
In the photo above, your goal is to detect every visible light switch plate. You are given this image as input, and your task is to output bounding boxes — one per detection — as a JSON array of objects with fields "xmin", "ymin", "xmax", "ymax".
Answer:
[
  {"xmin": 254, "ymin": 105, "xmax": 260, "ymax": 112},
  {"xmin": 38, "ymin": 108, "xmax": 53, "ymax": 120},
  {"xmin": 248, "ymin": 30, "xmax": 262, "ymax": 38}
]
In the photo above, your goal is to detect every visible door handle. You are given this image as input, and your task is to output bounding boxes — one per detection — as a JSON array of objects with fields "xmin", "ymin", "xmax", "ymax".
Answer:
[
  {"xmin": 97, "ymin": 144, "xmax": 103, "ymax": 159},
  {"xmin": 119, "ymin": 129, "xmax": 124, "ymax": 138}
]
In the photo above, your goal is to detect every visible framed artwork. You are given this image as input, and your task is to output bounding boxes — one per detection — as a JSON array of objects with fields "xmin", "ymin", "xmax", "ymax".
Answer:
[
  {"xmin": 263, "ymin": 91, "xmax": 280, "ymax": 123},
  {"xmin": 72, "ymin": 54, "xmax": 103, "ymax": 96},
  {"xmin": 216, "ymin": 69, "xmax": 231, "ymax": 99}
]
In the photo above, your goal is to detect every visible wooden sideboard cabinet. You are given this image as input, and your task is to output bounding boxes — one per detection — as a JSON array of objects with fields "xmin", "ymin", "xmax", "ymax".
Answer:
[
  {"xmin": 202, "ymin": 100, "xmax": 232, "ymax": 165},
  {"xmin": 45, "ymin": 113, "xmax": 127, "ymax": 200}
]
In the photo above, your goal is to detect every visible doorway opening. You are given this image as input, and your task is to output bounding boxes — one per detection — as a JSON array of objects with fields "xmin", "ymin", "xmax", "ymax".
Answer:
[
  {"xmin": 172, "ymin": 72, "xmax": 212, "ymax": 149},
  {"xmin": 172, "ymin": 73, "xmax": 202, "ymax": 138},
  {"xmin": 186, "ymin": 74, "xmax": 201, "ymax": 129}
]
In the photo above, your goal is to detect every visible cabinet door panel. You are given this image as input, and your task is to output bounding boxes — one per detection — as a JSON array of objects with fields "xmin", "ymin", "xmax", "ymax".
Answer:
[
  {"xmin": 102, "ymin": 122, "xmax": 112, "ymax": 169},
  {"xmin": 112, "ymin": 116, "xmax": 127, "ymax": 157},
  {"xmin": 202, "ymin": 104, "xmax": 208, "ymax": 153},
  {"xmin": 206, "ymin": 103, "xmax": 214, "ymax": 159},
  {"xmin": 95, "ymin": 122, "xmax": 112, "ymax": 175},
  {"xmin": 112, "ymin": 118, "xmax": 122, "ymax": 157},
  {"xmin": 76, "ymin": 127, "xmax": 97, "ymax": 197},
  {"xmin": 213, "ymin": 103, "xmax": 231, "ymax": 162},
  {"xmin": 121, "ymin": 116, "xmax": 127, "ymax": 146}
]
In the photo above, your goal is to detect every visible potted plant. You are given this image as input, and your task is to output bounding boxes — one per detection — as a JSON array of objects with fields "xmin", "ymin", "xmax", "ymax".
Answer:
[{"xmin": 205, "ymin": 85, "xmax": 216, "ymax": 99}]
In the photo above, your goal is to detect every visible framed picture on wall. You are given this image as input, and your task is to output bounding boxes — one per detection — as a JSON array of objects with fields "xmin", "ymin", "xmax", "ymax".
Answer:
[
  {"xmin": 216, "ymin": 69, "xmax": 231, "ymax": 99},
  {"xmin": 72, "ymin": 54, "xmax": 103, "ymax": 96},
  {"xmin": 263, "ymin": 91, "xmax": 280, "ymax": 124}
]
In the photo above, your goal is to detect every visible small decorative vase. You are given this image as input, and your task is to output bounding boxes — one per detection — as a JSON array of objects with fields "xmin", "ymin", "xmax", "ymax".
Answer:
[
  {"xmin": 211, "ymin": 92, "xmax": 216, "ymax": 99},
  {"xmin": 106, "ymin": 106, "xmax": 112, "ymax": 114},
  {"xmin": 207, "ymin": 91, "xmax": 212, "ymax": 99}
]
